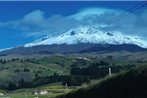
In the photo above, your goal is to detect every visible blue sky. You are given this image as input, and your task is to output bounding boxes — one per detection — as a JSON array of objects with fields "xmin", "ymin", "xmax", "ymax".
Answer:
[{"xmin": 0, "ymin": 1, "xmax": 146, "ymax": 49}]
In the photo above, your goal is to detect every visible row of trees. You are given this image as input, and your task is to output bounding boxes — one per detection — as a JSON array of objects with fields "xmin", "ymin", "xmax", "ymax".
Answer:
[
  {"xmin": 0, "ymin": 59, "xmax": 6, "ymax": 64},
  {"xmin": 0, "ymin": 73, "xmax": 65, "ymax": 90}
]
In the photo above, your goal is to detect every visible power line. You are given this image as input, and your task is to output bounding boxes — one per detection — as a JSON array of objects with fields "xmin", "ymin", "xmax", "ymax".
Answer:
[
  {"xmin": 104, "ymin": 1, "xmax": 147, "ymax": 26},
  {"xmin": 97, "ymin": 1, "xmax": 147, "ymax": 33}
]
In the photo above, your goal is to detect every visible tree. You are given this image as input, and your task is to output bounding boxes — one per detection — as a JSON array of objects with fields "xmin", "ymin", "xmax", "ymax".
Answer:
[{"xmin": 7, "ymin": 81, "xmax": 17, "ymax": 90}]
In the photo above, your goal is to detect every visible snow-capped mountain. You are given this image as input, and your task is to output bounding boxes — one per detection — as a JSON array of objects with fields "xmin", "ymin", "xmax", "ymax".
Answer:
[
  {"xmin": 0, "ymin": 25, "xmax": 147, "ymax": 55},
  {"xmin": 1, "ymin": 8, "xmax": 147, "ymax": 55},
  {"xmin": 24, "ymin": 25, "xmax": 147, "ymax": 48}
]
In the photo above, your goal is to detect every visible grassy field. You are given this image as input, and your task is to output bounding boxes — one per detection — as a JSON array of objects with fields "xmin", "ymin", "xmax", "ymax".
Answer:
[{"xmin": 1, "ymin": 83, "xmax": 77, "ymax": 98}]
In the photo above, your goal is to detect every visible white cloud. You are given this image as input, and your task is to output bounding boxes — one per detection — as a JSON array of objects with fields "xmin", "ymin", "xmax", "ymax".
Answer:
[
  {"xmin": 22, "ymin": 10, "xmax": 45, "ymax": 25},
  {"xmin": 69, "ymin": 8, "xmax": 120, "ymax": 21},
  {"xmin": 0, "ymin": 8, "xmax": 147, "ymax": 39}
]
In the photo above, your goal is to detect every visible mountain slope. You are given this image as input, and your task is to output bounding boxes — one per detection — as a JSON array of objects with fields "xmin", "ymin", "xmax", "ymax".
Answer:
[
  {"xmin": 57, "ymin": 65, "xmax": 147, "ymax": 98},
  {"xmin": 0, "ymin": 44, "xmax": 146, "ymax": 56}
]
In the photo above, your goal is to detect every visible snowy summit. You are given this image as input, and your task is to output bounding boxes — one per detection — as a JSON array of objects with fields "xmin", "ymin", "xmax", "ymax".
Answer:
[{"xmin": 24, "ymin": 25, "xmax": 147, "ymax": 48}]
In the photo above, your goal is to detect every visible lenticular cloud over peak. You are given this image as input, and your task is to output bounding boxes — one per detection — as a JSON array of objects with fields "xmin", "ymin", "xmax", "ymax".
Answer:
[{"xmin": 69, "ymin": 8, "xmax": 121, "ymax": 20}]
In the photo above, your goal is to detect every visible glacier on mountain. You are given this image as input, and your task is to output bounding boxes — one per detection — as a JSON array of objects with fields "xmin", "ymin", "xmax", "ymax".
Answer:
[{"xmin": 24, "ymin": 25, "xmax": 147, "ymax": 48}]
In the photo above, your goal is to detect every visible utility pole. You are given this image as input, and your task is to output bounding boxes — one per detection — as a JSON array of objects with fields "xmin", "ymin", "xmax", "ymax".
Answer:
[
  {"xmin": 65, "ymin": 83, "xmax": 68, "ymax": 93},
  {"xmin": 109, "ymin": 67, "xmax": 112, "ymax": 77},
  {"xmin": 25, "ymin": 89, "xmax": 28, "ymax": 98}
]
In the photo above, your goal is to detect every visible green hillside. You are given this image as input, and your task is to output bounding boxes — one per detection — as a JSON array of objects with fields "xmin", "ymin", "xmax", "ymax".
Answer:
[
  {"xmin": 0, "ymin": 52, "xmax": 147, "ymax": 97},
  {"xmin": 57, "ymin": 65, "xmax": 147, "ymax": 98},
  {"xmin": 0, "ymin": 52, "xmax": 147, "ymax": 91}
]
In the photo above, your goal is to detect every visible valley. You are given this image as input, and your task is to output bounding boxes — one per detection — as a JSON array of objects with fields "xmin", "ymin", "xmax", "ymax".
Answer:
[{"xmin": 0, "ymin": 51, "xmax": 147, "ymax": 98}]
